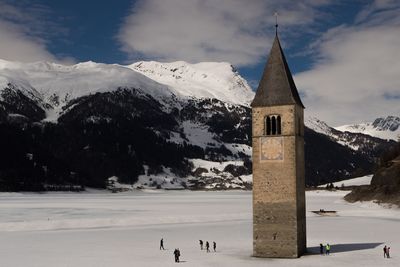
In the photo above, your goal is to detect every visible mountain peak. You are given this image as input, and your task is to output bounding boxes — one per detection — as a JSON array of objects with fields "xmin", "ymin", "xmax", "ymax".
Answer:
[
  {"xmin": 372, "ymin": 116, "xmax": 400, "ymax": 132},
  {"xmin": 129, "ymin": 60, "xmax": 254, "ymax": 106},
  {"xmin": 305, "ymin": 116, "xmax": 333, "ymax": 136},
  {"xmin": 336, "ymin": 116, "xmax": 400, "ymax": 141},
  {"xmin": 0, "ymin": 59, "xmax": 173, "ymax": 111}
]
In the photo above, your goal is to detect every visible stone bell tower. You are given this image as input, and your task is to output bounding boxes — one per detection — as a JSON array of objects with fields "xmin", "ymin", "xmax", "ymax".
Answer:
[{"xmin": 251, "ymin": 31, "xmax": 306, "ymax": 258}]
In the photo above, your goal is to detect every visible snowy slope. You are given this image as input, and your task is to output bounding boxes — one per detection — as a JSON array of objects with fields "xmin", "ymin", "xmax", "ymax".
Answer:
[
  {"xmin": 0, "ymin": 62, "xmax": 44, "ymax": 104},
  {"xmin": 129, "ymin": 61, "xmax": 254, "ymax": 106},
  {"xmin": 305, "ymin": 116, "xmax": 362, "ymax": 150},
  {"xmin": 305, "ymin": 116, "xmax": 335, "ymax": 136},
  {"xmin": 0, "ymin": 59, "xmax": 173, "ymax": 106},
  {"xmin": 336, "ymin": 116, "xmax": 400, "ymax": 141},
  {"xmin": 0, "ymin": 59, "xmax": 254, "ymax": 121},
  {"xmin": 319, "ymin": 175, "xmax": 373, "ymax": 188},
  {"xmin": 305, "ymin": 116, "xmax": 359, "ymax": 149},
  {"xmin": 305, "ymin": 116, "xmax": 395, "ymax": 151}
]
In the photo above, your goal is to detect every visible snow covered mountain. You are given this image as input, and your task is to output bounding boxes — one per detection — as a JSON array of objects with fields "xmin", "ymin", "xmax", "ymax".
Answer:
[
  {"xmin": 305, "ymin": 116, "xmax": 393, "ymax": 155},
  {"xmin": 0, "ymin": 59, "xmax": 177, "ymax": 121},
  {"xmin": 0, "ymin": 59, "xmax": 395, "ymax": 191},
  {"xmin": 129, "ymin": 61, "xmax": 254, "ymax": 106},
  {"xmin": 336, "ymin": 116, "xmax": 400, "ymax": 141},
  {"xmin": 0, "ymin": 59, "xmax": 253, "ymax": 119},
  {"xmin": 0, "ymin": 59, "xmax": 254, "ymax": 155},
  {"xmin": 0, "ymin": 59, "xmax": 254, "ymax": 190}
]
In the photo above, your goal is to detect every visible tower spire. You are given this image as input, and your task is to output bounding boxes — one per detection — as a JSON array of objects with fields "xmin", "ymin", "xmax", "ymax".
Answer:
[{"xmin": 251, "ymin": 32, "xmax": 304, "ymax": 108}]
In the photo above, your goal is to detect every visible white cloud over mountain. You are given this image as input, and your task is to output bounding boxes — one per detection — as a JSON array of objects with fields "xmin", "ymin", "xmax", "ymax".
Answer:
[
  {"xmin": 0, "ymin": 1, "xmax": 69, "ymax": 63},
  {"xmin": 118, "ymin": 0, "xmax": 330, "ymax": 66},
  {"xmin": 0, "ymin": 21, "xmax": 56, "ymax": 62},
  {"xmin": 296, "ymin": 0, "xmax": 400, "ymax": 126}
]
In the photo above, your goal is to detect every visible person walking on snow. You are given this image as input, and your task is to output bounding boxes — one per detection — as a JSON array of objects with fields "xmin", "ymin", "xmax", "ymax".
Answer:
[
  {"xmin": 384, "ymin": 245, "xmax": 387, "ymax": 258},
  {"xmin": 199, "ymin": 240, "xmax": 203, "ymax": 250},
  {"xmin": 206, "ymin": 241, "xmax": 210, "ymax": 252},
  {"xmin": 160, "ymin": 238, "xmax": 165, "ymax": 250},
  {"xmin": 213, "ymin": 241, "xmax": 216, "ymax": 252},
  {"xmin": 387, "ymin": 246, "xmax": 390, "ymax": 258},
  {"xmin": 325, "ymin": 243, "xmax": 330, "ymax": 255},
  {"xmin": 173, "ymin": 248, "xmax": 180, "ymax": 262},
  {"xmin": 320, "ymin": 243, "xmax": 324, "ymax": 255}
]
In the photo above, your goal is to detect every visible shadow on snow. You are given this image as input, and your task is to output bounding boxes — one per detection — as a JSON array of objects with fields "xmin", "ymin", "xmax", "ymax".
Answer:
[{"xmin": 307, "ymin": 242, "xmax": 383, "ymax": 255}]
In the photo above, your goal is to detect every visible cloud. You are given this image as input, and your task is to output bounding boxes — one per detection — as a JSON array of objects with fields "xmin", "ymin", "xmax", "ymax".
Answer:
[
  {"xmin": 295, "ymin": 1, "xmax": 400, "ymax": 126},
  {"xmin": 355, "ymin": 0, "xmax": 400, "ymax": 25},
  {"xmin": 118, "ymin": 0, "xmax": 330, "ymax": 66},
  {"xmin": 0, "ymin": 0, "xmax": 69, "ymax": 63}
]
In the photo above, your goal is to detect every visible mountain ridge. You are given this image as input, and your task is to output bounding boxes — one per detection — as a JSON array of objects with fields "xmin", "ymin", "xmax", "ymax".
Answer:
[
  {"xmin": 0, "ymin": 58, "xmax": 396, "ymax": 191},
  {"xmin": 336, "ymin": 116, "xmax": 400, "ymax": 141},
  {"xmin": 0, "ymin": 59, "xmax": 253, "ymax": 116}
]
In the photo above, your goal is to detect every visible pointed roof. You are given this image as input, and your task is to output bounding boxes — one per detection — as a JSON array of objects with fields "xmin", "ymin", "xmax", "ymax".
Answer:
[{"xmin": 251, "ymin": 34, "xmax": 304, "ymax": 108}]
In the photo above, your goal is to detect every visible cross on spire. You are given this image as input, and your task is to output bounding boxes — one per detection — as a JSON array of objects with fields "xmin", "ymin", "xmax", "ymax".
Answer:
[{"xmin": 274, "ymin": 12, "xmax": 279, "ymax": 35}]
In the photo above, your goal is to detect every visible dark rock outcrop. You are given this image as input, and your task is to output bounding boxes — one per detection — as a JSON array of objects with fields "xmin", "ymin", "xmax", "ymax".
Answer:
[{"xmin": 345, "ymin": 155, "xmax": 400, "ymax": 206}]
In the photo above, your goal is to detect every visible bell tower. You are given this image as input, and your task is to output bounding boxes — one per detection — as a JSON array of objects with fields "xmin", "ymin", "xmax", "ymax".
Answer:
[{"xmin": 251, "ymin": 32, "xmax": 306, "ymax": 258}]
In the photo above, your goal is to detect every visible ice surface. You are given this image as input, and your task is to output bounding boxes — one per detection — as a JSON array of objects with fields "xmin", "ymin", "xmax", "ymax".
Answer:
[{"xmin": 0, "ymin": 189, "xmax": 399, "ymax": 266}]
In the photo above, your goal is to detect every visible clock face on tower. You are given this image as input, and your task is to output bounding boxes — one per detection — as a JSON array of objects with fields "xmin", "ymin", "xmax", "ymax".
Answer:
[{"xmin": 260, "ymin": 137, "xmax": 283, "ymax": 161}]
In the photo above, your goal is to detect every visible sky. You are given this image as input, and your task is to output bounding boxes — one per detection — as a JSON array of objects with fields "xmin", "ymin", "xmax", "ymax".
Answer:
[{"xmin": 0, "ymin": 0, "xmax": 399, "ymax": 126}]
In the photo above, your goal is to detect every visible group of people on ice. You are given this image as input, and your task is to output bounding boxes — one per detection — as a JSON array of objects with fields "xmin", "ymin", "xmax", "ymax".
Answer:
[
  {"xmin": 320, "ymin": 243, "xmax": 331, "ymax": 255},
  {"xmin": 199, "ymin": 240, "xmax": 216, "ymax": 252},
  {"xmin": 160, "ymin": 238, "xmax": 217, "ymax": 263},
  {"xmin": 163, "ymin": 238, "xmax": 394, "ymax": 262}
]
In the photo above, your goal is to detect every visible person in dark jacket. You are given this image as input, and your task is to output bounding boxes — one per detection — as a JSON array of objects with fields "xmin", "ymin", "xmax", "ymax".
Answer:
[
  {"xmin": 199, "ymin": 240, "xmax": 203, "ymax": 250},
  {"xmin": 160, "ymin": 238, "xmax": 165, "ymax": 250},
  {"xmin": 384, "ymin": 245, "xmax": 387, "ymax": 258},
  {"xmin": 320, "ymin": 243, "xmax": 324, "ymax": 255},
  {"xmin": 173, "ymin": 248, "xmax": 180, "ymax": 262},
  {"xmin": 213, "ymin": 241, "xmax": 216, "ymax": 252},
  {"xmin": 206, "ymin": 241, "xmax": 210, "ymax": 252}
]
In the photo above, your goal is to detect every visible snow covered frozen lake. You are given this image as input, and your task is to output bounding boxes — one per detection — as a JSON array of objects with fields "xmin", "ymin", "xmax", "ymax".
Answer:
[{"xmin": 0, "ymin": 189, "xmax": 399, "ymax": 266}]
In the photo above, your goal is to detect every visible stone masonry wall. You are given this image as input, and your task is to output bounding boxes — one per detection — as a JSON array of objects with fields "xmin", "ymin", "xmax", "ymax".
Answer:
[{"xmin": 252, "ymin": 104, "xmax": 306, "ymax": 258}]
